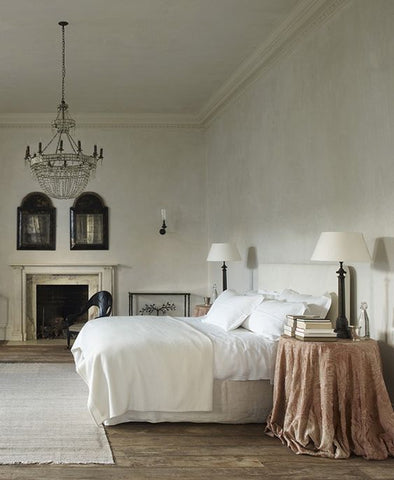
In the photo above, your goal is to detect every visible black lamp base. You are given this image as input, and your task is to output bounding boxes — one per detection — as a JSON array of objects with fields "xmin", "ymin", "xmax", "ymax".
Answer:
[
  {"xmin": 334, "ymin": 316, "xmax": 351, "ymax": 339},
  {"xmin": 221, "ymin": 261, "xmax": 228, "ymax": 291},
  {"xmin": 334, "ymin": 261, "xmax": 351, "ymax": 339}
]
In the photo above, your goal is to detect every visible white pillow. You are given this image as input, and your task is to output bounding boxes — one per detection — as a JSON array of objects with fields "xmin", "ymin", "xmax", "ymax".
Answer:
[
  {"xmin": 257, "ymin": 288, "xmax": 281, "ymax": 300},
  {"xmin": 242, "ymin": 300, "xmax": 307, "ymax": 339},
  {"xmin": 246, "ymin": 289, "xmax": 281, "ymax": 300},
  {"xmin": 202, "ymin": 291, "xmax": 263, "ymax": 331},
  {"xmin": 211, "ymin": 289, "xmax": 238, "ymax": 305},
  {"xmin": 277, "ymin": 289, "xmax": 331, "ymax": 318}
]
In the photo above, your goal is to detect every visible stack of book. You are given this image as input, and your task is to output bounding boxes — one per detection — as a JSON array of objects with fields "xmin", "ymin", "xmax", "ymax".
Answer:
[
  {"xmin": 284, "ymin": 314, "xmax": 337, "ymax": 341},
  {"xmin": 283, "ymin": 314, "xmax": 319, "ymax": 337}
]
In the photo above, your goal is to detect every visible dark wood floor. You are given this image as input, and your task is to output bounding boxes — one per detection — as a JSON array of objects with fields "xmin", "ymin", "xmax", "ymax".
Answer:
[
  {"xmin": 0, "ymin": 342, "xmax": 393, "ymax": 480},
  {"xmin": 0, "ymin": 342, "xmax": 73, "ymax": 363}
]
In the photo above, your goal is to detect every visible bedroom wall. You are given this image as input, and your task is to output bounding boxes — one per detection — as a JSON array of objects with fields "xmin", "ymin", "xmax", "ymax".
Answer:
[
  {"xmin": 205, "ymin": 0, "xmax": 394, "ymax": 400},
  {"xmin": 0, "ymin": 124, "xmax": 207, "ymax": 333}
]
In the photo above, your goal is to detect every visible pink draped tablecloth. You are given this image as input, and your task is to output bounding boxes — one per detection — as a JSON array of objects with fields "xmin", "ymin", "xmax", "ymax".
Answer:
[{"xmin": 265, "ymin": 336, "xmax": 394, "ymax": 460}]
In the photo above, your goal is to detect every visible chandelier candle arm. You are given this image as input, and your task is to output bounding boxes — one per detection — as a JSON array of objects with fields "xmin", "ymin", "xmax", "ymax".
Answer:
[{"xmin": 24, "ymin": 21, "xmax": 104, "ymax": 200}]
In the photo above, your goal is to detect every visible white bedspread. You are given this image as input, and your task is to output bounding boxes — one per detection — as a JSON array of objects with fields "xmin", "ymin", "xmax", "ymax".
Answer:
[
  {"xmin": 72, "ymin": 316, "xmax": 214, "ymax": 425},
  {"xmin": 180, "ymin": 317, "xmax": 277, "ymax": 381}
]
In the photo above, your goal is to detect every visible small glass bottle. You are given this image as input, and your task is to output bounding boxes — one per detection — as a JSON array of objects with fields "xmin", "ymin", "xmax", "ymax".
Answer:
[
  {"xmin": 211, "ymin": 283, "xmax": 218, "ymax": 302},
  {"xmin": 358, "ymin": 302, "xmax": 370, "ymax": 339}
]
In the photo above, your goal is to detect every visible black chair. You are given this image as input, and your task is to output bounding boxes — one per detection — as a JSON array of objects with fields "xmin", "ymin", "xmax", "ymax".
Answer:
[{"xmin": 64, "ymin": 290, "xmax": 113, "ymax": 349}]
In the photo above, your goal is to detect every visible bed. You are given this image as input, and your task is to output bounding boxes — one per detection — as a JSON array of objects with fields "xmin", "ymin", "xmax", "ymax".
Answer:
[{"xmin": 72, "ymin": 263, "xmax": 348, "ymax": 426}]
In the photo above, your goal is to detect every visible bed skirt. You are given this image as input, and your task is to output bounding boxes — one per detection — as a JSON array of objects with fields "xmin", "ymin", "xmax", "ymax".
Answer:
[{"xmin": 104, "ymin": 379, "xmax": 273, "ymax": 425}]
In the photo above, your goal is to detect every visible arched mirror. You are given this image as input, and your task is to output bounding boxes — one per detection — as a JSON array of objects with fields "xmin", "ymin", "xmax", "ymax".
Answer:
[
  {"xmin": 17, "ymin": 192, "xmax": 56, "ymax": 250},
  {"xmin": 70, "ymin": 192, "xmax": 108, "ymax": 250}
]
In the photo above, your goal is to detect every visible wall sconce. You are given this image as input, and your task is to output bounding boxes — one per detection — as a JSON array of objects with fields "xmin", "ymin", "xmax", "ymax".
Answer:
[{"xmin": 159, "ymin": 209, "xmax": 167, "ymax": 235}]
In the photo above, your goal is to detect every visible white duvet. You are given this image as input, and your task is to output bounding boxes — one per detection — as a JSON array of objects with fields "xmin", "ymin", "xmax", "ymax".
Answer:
[
  {"xmin": 181, "ymin": 316, "xmax": 277, "ymax": 381},
  {"xmin": 72, "ymin": 315, "xmax": 277, "ymax": 425}
]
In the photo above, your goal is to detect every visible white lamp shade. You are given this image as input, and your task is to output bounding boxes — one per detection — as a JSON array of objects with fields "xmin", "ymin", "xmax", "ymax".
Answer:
[
  {"xmin": 207, "ymin": 243, "xmax": 241, "ymax": 262},
  {"xmin": 311, "ymin": 232, "xmax": 371, "ymax": 263}
]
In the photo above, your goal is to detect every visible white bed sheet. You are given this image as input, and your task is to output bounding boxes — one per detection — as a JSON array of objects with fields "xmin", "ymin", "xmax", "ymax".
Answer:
[{"xmin": 179, "ymin": 316, "xmax": 277, "ymax": 381}]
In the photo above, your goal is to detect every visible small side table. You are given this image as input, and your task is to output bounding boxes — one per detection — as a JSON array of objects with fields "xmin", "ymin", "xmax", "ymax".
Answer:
[
  {"xmin": 266, "ymin": 336, "xmax": 394, "ymax": 460},
  {"xmin": 193, "ymin": 304, "xmax": 211, "ymax": 317}
]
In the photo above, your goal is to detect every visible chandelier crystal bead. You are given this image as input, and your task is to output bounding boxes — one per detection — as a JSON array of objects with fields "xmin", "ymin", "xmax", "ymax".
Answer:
[{"xmin": 25, "ymin": 21, "xmax": 103, "ymax": 200}]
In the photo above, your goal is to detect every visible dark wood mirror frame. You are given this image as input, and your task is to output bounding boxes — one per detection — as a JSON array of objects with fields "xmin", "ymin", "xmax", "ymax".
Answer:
[
  {"xmin": 70, "ymin": 192, "xmax": 108, "ymax": 250},
  {"xmin": 17, "ymin": 192, "xmax": 56, "ymax": 250}
]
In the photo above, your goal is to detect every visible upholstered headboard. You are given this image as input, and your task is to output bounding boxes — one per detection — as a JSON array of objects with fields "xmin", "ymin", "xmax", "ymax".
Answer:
[{"xmin": 258, "ymin": 263, "xmax": 351, "ymax": 322}]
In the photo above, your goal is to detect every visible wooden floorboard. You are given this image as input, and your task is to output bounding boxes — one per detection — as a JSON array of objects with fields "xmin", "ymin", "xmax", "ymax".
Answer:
[
  {"xmin": 0, "ymin": 342, "xmax": 73, "ymax": 363},
  {"xmin": 0, "ymin": 342, "xmax": 393, "ymax": 479}
]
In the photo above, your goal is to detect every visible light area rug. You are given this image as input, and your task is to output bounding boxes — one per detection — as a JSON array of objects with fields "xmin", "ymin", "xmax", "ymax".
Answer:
[{"xmin": 0, "ymin": 363, "xmax": 114, "ymax": 464}]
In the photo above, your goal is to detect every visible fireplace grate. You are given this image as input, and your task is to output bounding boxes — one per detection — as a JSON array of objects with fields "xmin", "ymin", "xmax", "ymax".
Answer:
[{"xmin": 36, "ymin": 284, "xmax": 89, "ymax": 339}]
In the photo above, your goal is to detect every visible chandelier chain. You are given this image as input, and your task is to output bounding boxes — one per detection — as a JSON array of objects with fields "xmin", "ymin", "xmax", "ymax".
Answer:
[{"xmin": 61, "ymin": 23, "xmax": 66, "ymax": 105}]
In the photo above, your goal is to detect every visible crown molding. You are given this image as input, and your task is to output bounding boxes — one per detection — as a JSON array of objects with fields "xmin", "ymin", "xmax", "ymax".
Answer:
[
  {"xmin": 0, "ymin": 0, "xmax": 349, "ymax": 130},
  {"xmin": 0, "ymin": 112, "xmax": 202, "ymax": 129},
  {"xmin": 197, "ymin": 0, "xmax": 350, "ymax": 126}
]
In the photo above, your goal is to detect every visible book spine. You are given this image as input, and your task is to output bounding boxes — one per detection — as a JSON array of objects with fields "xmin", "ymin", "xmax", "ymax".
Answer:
[
  {"xmin": 286, "ymin": 318, "xmax": 296, "ymax": 328},
  {"xmin": 296, "ymin": 322, "xmax": 332, "ymax": 329},
  {"xmin": 295, "ymin": 328, "xmax": 335, "ymax": 335},
  {"xmin": 296, "ymin": 332, "xmax": 336, "ymax": 336},
  {"xmin": 283, "ymin": 325, "xmax": 295, "ymax": 337}
]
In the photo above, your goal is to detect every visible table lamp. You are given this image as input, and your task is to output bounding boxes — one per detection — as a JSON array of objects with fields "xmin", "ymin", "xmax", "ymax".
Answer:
[
  {"xmin": 311, "ymin": 232, "xmax": 371, "ymax": 338},
  {"xmin": 207, "ymin": 243, "xmax": 241, "ymax": 291}
]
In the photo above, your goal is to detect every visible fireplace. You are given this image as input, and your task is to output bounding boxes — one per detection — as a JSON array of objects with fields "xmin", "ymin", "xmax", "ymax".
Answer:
[
  {"xmin": 36, "ymin": 284, "xmax": 89, "ymax": 338},
  {"xmin": 8, "ymin": 264, "xmax": 116, "ymax": 341}
]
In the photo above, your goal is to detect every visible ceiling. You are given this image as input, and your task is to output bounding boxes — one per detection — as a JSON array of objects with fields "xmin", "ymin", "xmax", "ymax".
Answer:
[{"xmin": 0, "ymin": 0, "xmax": 301, "ymax": 115}]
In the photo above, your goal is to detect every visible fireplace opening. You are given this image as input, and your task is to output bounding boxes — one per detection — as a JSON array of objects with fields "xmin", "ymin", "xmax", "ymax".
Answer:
[{"xmin": 36, "ymin": 284, "xmax": 89, "ymax": 339}]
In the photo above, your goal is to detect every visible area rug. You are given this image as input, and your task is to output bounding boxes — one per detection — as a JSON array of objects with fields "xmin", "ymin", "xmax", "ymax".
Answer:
[{"xmin": 0, "ymin": 363, "xmax": 114, "ymax": 464}]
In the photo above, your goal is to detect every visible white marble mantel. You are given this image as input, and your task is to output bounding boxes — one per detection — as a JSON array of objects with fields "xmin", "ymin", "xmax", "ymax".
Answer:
[{"xmin": 8, "ymin": 263, "xmax": 117, "ymax": 341}]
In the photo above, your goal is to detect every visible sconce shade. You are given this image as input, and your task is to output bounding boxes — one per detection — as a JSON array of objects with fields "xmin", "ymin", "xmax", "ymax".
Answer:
[
  {"xmin": 207, "ymin": 243, "xmax": 241, "ymax": 262},
  {"xmin": 311, "ymin": 232, "xmax": 371, "ymax": 263}
]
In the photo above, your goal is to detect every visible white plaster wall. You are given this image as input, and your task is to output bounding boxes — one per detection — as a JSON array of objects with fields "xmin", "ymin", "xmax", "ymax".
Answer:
[
  {"xmin": 0, "ymin": 125, "xmax": 207, "ymax": 329},
  {"xmin": 205, "ymin": 0, "xmax": 394, "ymax": 399}
]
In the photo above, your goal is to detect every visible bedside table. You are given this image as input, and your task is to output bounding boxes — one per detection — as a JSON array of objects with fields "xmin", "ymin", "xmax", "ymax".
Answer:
[
  {"xmin": 265, "ymin": 336, "xmax": 394, "ymax": 460},
  {"xmin": 193, "ymin": 304, "xmax": 211, "ymax": 317}
]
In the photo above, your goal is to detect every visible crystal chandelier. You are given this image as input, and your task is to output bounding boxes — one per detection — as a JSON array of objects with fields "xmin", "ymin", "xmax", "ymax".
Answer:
[{"xmin": 25, "ymin": 21, "xmax": 103, "ymax": 199}]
